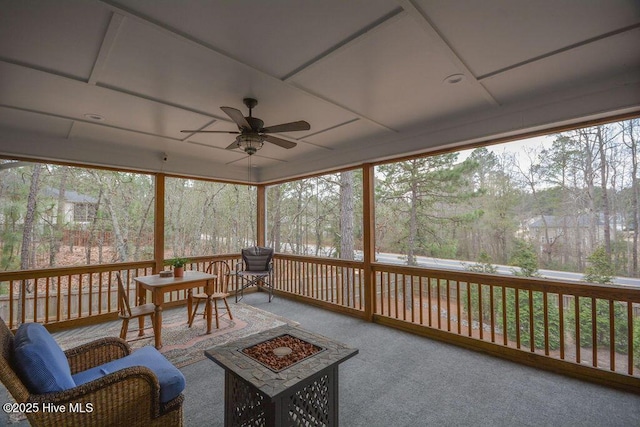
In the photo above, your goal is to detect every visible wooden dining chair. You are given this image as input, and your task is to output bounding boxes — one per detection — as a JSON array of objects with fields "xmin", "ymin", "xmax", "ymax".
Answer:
[
  {"xmin": 117, "ymin": 272, "xmax": 156, "ymax": 340},
  {"xmin": 188, "ymin": 261, "xmax": 233, "ymax": 329}
]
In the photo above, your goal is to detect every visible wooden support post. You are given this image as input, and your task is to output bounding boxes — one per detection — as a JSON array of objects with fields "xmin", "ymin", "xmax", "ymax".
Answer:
[
  {"xmin": 257, "ymin": 184, "xmax": 266, "ymax": 247},
  {"xmin": 154, "ymin": 173, "xmax": 165, "ymax": 274},
  {"xmin": 363, "ymin": 164, "xmax": 375, "ymax": 321}
]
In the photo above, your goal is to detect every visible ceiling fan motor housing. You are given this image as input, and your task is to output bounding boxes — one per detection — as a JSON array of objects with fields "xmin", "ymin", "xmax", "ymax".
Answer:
[{"xmin": 245, "ymin": 117, "xmax": 264, "ymax": 131}]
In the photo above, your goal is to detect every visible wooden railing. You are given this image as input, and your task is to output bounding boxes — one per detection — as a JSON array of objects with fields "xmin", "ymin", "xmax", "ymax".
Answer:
[
  {"xmin": 271, "ymin": 255, "xmax": 640, "ymax": 391},
  {"xmin": 273, "ymin": 254, "xmax": 364, "ymax": 316},
  {"xmin": 0, "ymin": 261, "xmax": 154, "ymax": 329},
  {"xmin": 0, "ymin": 254, "xmax": 241, "ymax": 330},
  {"xmin": 371, "ymin": 263, "xmax": 640, "ymax": 390}
]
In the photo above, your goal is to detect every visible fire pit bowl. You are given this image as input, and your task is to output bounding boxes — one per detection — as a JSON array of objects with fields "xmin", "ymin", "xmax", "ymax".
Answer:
[{"xmin": 241, "ymin": 334, "xmax": 324, "ymax": 372}]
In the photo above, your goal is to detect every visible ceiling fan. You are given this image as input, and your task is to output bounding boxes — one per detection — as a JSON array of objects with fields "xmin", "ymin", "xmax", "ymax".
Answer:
[{"xmin": 181, "ymin": 98, "xmax": 310, "ymax": 155}]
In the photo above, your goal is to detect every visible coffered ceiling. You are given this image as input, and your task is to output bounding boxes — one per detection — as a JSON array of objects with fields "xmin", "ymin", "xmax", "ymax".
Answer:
[{"xmin": 0, "ymin": 0, "xmax": 639, "ymax": 183}]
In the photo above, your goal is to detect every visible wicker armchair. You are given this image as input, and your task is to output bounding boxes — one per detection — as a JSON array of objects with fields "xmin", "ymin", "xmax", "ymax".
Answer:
[{"xmin": 0, "ymin": 317, "xmax": 183, "ymax": 427}]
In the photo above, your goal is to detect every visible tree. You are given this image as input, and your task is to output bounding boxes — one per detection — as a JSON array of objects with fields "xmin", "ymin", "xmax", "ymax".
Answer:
[
  {"xmin": 501, "ymin": 288, "xmax": 562, "ymax": 350},
  {"xmin": 510, "ymin": 239, "xmax": 539, "ymax": 277},
  {"xmin": 566, "ymin": 247, "xmax": 629, "ymax": 353},
  {"xmin": 377, "ymin": 154, "xmax": 480, "ymax": 265},
  {"xmin": 464, "ymin": 250, "xmax": 497, "ymax": 274},
  {"xmin": 339, "ymin": 171, "xmax": 355, "ymax": 260},
  {"xmin": 583, "ymin": 246, "xmax": 613, "ymax": 284},
  {"xmin": 621, "ymin": 119, "xmax": 640, "ymax": 275},
  {"xmin": 20, "ymin": 164, "xmax": 42, "ymax": 273}
]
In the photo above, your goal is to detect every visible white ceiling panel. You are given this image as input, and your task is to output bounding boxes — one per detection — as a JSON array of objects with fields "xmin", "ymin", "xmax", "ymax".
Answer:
[
  {"xmin": 289, "ymin": 13, "xmax": 490, "ymax": 130},
  {"xmin": 417, "ymin": 0, "xmax": 640, "ymax": 77},
  {"xmin": 0, "ymin": 107, "xmax": 73, "ymax": 138},
  {"xmin": 483, "ymin": 28, "xmax": 640, "ymax": 104},
  {"xmin": 303, "ymin": 119, "xmax": 381, "ymax": 150},
  {"xmin": 0, "ymin": 0, "xmax": 112, "ymax": 80},
  {"xmin": 70, "ymin": 121, "xmax": 174, "ymax": 151},
  {"xmin": 100, "ymin": 16, "xmax": 354, "ymax": 137},
  {"xmin": 99, "ymin": 16, "xmax": 264, "ymax": 116},
  {"xmin": 109, "ymin": 0, "xmax": 399, "ymax": 78},
  {"xmin": 0, "ymin": 62, "xmax": 213, "ymax": 139}
]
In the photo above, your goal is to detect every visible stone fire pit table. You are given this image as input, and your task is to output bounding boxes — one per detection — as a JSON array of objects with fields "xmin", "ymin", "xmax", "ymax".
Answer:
[{"xmin": 205, "ymin": 324, "xmax": 358, "ymax": 426}]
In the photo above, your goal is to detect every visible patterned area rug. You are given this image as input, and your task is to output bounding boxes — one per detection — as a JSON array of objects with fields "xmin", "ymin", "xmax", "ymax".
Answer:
[{"xmin": 53, "ymin": 303, "xmax": 296, "ymax": 368}]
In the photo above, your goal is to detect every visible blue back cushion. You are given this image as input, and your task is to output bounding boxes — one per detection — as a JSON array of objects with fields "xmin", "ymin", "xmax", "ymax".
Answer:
[
  {"xmin": 72, "ymin": 346, "xmax": 185, "ymax": 403},
  {"xmin": 13, "ymin": 323, "xmax": 75, "ymax": 393}
]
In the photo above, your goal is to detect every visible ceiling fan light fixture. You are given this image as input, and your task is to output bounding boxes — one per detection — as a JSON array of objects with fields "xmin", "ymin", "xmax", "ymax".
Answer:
[{"xmin": 237, "ymin": 134, "xmax": 264, "ymax": 155}]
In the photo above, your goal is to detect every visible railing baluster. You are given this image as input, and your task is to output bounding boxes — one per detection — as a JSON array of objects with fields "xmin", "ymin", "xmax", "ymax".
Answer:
[
  {"xmin": 543, "ymin": 292, "xmax": 549, "ymax": 356},
  {"xmin": 45, "ymin": 277, "xmax": 50, "ymax": 323},
  {"xmin": 489, "ymin": 284, "xmax": 494, "ymax": 343},
  {"xmin": 446, "ymin": 279, "xmax": 451, "ymax": 332},
  {"xmin": 466, "ymin": 282, "xmax": 471, "ymax": 337},
  {"xmin": 33, "ymin": 277, "xmax": 39, "ymax": 322},
  {"xmin": 515, "ymin": 289, "xmax": 521, "ymax": 350},
  {"xmin": 609, "ymin": 299, "xmax": 615, "ymax": 372},
  {"xmin": 559, "ymin": 293, "xmax": 565, "ymax": 360},
  {"xmin": 388, "ymin": 271, "xmax": 392, "ymax": 317},
  {"xmin": 78, "ymin": 273, "xmax": 83, "ymax": 319},
  {"xmin": 628, "ymin": 302, "xmax": 634, "ymax": 376},
  {"xmin": 478, "ymin": 283, "xmax": 483, "ymax": 340},
  {"xmin": 9, "ymin": 280, "xmax": 14, "ymax": 329},
  {"xmin": 575, "ymin": 296, "xmax": 581, "ymax": 364},
  {"xmin": 436, "ymin": 278, "xmax": 441, "ymax": 330},
  {"xmin": 402, "ymin": 273, "xmax": 407, "ymax": 321},
  {"xmin": 456, "ymin": 279, "xmax": 461, "ymax": 335},
  {"xmin": 592, "ymin": 297, "xmax": 597, "ymax": 368},
  {"xmin": 20, "ymin": 280, "xmax": 26, "ymax": 324},
  {"xmin": 502, "ymin": 286, "xmax": 507, "ymax": 346},
  {"xmin": 56, "ymin": 275, "xmax": 61, "ymax": 322},
  {"xmin": 529, "ymin": 290, "xmax": 534, "ymax": 353},
  {"xmin": 419, "ymin": 276, "xmax": 424, "ymax": 325}
]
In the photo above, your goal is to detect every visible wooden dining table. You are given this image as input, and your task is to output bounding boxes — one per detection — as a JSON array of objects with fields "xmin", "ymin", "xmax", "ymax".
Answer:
[{"xmin": 134, "ymin": 270, "xmax": 217, "ymax": 349}]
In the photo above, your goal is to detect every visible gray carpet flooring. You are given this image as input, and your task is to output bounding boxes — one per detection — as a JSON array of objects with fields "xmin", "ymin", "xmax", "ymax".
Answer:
[{"xmin": 3, "ymin": 293, "xmax": 640, "ymax": 426}]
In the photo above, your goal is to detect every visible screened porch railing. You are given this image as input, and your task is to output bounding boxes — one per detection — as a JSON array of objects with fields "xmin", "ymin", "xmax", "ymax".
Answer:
[
  {"xmin": 272, "ymin": 253, "xmax": 364, "ymax": 315},
  {"xmin": 371, "ymin": 264, "xmax": 640, "ymax": 378},
  {"xmin": 0, "ymin": 255, "xmax": 241, "ymax": 330}
]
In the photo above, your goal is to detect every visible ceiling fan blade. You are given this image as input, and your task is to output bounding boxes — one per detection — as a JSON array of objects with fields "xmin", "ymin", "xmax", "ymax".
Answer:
[
  {"xmin": 264, "ymin": 135, "xmax": 297, "ymax": 149},
  {"xmin": 180, "ymin": 130, "xmax": 239, "ymax": 134},
  {"xmin": 262, "ymin": 120, "xmax": 310, "ymax": 133},
  {"xmin": 221, "ymin": 106, "xmax": 251, "ymax": 130},
  {"xmin": 225, "ymin": 141, "xmax": 240, "ymax": 150}
]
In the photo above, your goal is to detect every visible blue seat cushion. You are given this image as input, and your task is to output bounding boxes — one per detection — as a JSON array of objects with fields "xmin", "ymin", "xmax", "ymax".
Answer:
[
  {"xmin": 13, "ymin": 322, "xmax": 75, "ymax": 393},
  {"xmin": 72, "ymin": 346, "xmax": 185, "ymax": 403}
]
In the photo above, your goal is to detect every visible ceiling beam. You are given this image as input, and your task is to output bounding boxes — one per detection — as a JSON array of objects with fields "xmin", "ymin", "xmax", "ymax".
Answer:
[
  {"xmin": 398, "ymin": 0, "xmax": 499, "ymax": 107},
  {"xmin": 282, "ymin": 7, "xmax": 404, "ymax": 80},
  {"xmin": 88, "ymin": 12, "xmax": 125, "ymax": 85},
  {"xmin": 477, "ymin": 22, "xmax": 640, "ymax": 81}
]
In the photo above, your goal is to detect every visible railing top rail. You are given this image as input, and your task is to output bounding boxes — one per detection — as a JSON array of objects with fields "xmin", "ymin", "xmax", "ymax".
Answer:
[
  {"xmin": 371, "ymin": 263, "xmax": 640, "ymax": 302},
  {"xmin": 0, "ymin": 261, "xmax": 156, "ymax": 281},
  {"xmin": 274, "ymin": 253, "xmax": 363, "ymax": 268},
  {"xmin": 0, "ymin": 255, "xmax": 244, "ymax": 281},
  {"xmin": 186, "ymin": 254, "xmax": 241, "ymax": 264}
]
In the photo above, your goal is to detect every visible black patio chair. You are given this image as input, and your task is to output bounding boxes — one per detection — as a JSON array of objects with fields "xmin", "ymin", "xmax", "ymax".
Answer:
[{"xmin": 235, "ymin": 246, "xmax": 274, "ymax": 302}]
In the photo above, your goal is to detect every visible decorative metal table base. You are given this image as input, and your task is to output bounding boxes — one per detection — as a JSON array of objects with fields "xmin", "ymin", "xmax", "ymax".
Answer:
[
  {"xmin": 226, "ymin": 366, "xmax": 337, "ymax": 426},
  {"xmin": 206, "ymin": 325, "xmax": 358, "ymax": 427}
]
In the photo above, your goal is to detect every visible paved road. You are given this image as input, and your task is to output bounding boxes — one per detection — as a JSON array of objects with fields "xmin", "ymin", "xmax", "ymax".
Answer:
[{"xmin": 371, "ymin": 252, "xmax": 640, "ymax": 288}]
